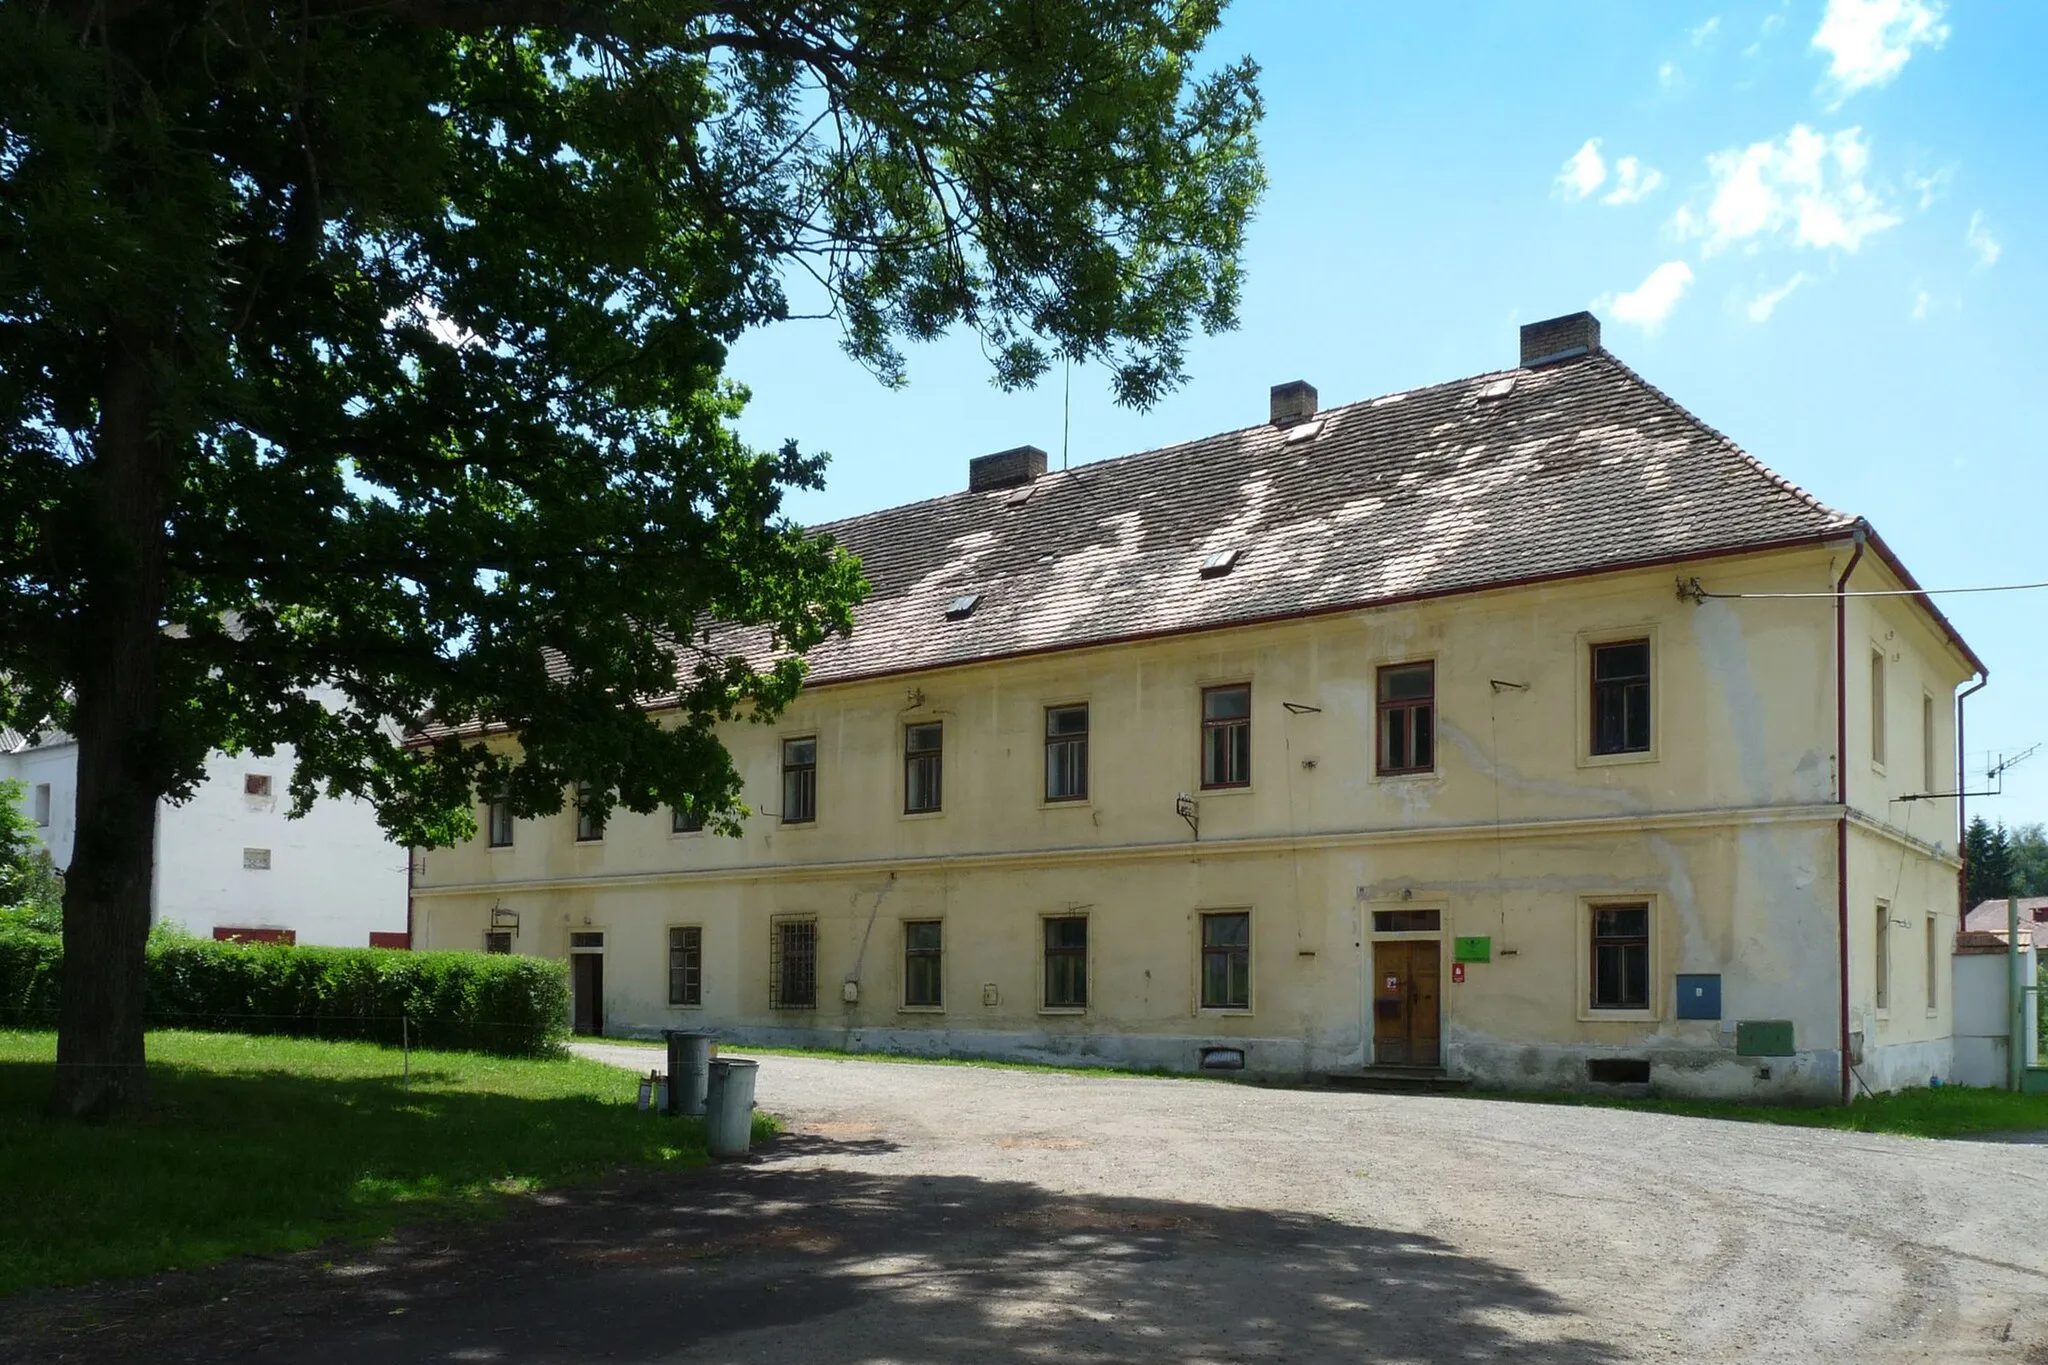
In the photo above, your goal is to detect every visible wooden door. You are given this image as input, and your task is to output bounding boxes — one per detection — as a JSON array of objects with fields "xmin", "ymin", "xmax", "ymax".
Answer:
[
  {"xmin": 572, "ymin": 953, "xmax": 604, "ymax": 1036},
  {"xmin": 1372, "ymin": 940, "xmax": 1441, "ymax": 1067}
]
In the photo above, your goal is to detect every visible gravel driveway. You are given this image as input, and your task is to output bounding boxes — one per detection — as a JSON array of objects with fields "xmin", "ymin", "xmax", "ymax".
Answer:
[
  {"xmin": 563, "ymin": 1046, "xmax": 2048, "ymax": 1364},
  {"xmin": 19, "ymin": 1048, "xmax": 2046, "ymax": 1364}
]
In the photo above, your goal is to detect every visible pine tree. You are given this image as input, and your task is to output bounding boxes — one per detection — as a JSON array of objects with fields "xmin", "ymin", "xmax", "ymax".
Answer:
[{"xmin": 1965, "ymin": 815, "xmax": 2015, "ymax": 905}]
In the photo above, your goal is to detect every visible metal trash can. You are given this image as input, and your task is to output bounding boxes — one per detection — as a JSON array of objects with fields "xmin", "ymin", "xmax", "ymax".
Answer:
[
  {"xmin": 663, "ymin": 1029, "xmax": 716, "ymax": 1117},
  {"xmin": 703, "ymin": 1057, "xmax": 759, "ymax": 1157}
]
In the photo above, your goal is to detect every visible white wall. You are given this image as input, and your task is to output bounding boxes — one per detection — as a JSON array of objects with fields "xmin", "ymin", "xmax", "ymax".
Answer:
[
  {"xmin": 1952, "ymin": 942, "xmax": 2037, "ymax": 1088},
  {"xmin": 5, "ymin": 731, "xmax": 408, "ymax": 947},
  {"xmin": 153, "ymin": 746, "xmax": 409, "ymax": 946},
  {"xmin": 2, "ymin": 738, "xmax": 79, "ymax": 869}
]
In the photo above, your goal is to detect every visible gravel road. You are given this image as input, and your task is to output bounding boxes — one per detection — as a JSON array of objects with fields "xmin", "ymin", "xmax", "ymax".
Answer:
[
  {"xmin": 16, "ymin": 1048, "xmax": 2046, "ymax": 1364},
  {"xmin": 562, "ymin": 1046, "xmax": 2048, "ymax": 1364}
]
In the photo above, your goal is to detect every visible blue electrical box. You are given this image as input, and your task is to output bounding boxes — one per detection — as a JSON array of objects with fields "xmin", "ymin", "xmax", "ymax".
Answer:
[{"xmin": 1675, "ymin": 973, "xmax": 1722, "ymax": 1020}]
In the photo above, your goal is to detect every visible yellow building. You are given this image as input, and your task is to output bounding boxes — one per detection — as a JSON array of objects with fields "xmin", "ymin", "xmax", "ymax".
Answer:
[{"xmin": 410, "ymin": 312, "xmax": 1985, "ymax": 1101}]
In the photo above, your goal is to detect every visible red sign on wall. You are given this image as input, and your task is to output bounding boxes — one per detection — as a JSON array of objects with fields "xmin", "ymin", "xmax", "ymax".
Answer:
[{"xmin": 1451, "ymin": 962, "xmax": 1466, "ymax": 984}]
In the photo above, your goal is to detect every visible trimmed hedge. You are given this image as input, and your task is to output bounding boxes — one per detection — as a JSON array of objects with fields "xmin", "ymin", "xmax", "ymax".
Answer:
[{"xmin": 0, "ymin": 925, "xmax": 568, "ymax": 1056}]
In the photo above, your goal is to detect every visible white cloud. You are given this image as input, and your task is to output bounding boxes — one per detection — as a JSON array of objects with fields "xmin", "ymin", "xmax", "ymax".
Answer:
[
  {"xmin": 1812, "ymin": 0, "xmax": 1949, "ymax": 102},
  {"xmin": 1659, "ymin": 60, "xmax": 1681, "ymax": 90},
  {"xmin": 1602, "ymin": 157, "xmax": 1665, "ymax": 206},
  {"xmin": 1966, "ymin": 211, "xmax": 2001, "ymax": 267},
  {"xmin": 1745, "ymin": 10, "xmax": 1786, "ymax": 57},
  {"xmin": 1905, "ymin": 166, "xmax": 1952, "ymax": 210},
  {"xmin": 1690, "ymin": 16, "xmax": 1722, "ymax": 45},
  {"xmin": 1555, "ymin": 139, "xmax": 1606, "ymax": 200},
  {"xmin": 1910, "ymin": 289, "xmax": 1933, "ymax": 321},
  {"xmin": 1597, "ymin": 261, "xmax": 1696, "ymax": 331},
  {"xmin": 1746, "ymin": 272, "xmax": 1812, "ymax": 321},
  {"xmin": 1676, "ymin": 125, "xmax": 1900, "ymax": 256}
]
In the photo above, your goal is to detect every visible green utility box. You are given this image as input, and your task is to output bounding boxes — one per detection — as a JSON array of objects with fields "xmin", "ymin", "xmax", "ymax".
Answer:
[
  {"xmin": 1453, "ymin": 936, "xmax": 1492, "ymax": 964},
  {"xmin": 1735, "ymin": 1020, "xmax": 1796, "ymax": 1057}
]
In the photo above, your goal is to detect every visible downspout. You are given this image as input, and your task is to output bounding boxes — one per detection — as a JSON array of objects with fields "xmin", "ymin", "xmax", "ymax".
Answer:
[
  {"xmin": 406, "ymin": 846, "xmax": 416, "ymax": 950},
  {"xmin": 1955, "ymin": 673, "xmax": 1989, "ymax": 917},
  {"xmin": 1835, "ymin": 527, "xmax": 1867, "ymax": 1106}
]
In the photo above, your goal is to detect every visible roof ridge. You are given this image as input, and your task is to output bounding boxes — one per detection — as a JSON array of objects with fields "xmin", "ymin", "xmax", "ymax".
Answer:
[
  {"xmin": 807, "ymin": 361, "xmax": 1532, "ymax": 537},
  {"xmin": 1591, "ymin": 351, "xmax": 1849, "ymax": 525}
]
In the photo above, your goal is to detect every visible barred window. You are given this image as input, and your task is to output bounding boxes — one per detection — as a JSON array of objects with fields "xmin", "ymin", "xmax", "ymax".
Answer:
[
  {"xmin": 1043, "ymin": 916, "xmax": 1088, "ymax": 1008},
  {"xmin": 668, "ymin": 926, "xmax": 702, "ymax": 1006},
  {"xmin": 484, "ymin": 930, "xmax": 512, "ymax": 954},
  {"xmin": 770, "ymin": 916, "xmax": 817, "ymax": 1009},
  {"xmin": 1590, "ymin": 905, "xmax": 1650, "ymax": 1010},
  {"xmin": 1200, "ymin": 912, "xmax": 1251, "ymax": 1010},
  {"xmin": 903, "ymin": 920, "xmax": 943, "ymax": 1008}
]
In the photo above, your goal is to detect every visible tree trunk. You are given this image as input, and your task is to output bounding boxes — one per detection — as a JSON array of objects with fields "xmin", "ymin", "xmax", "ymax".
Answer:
[{"xmin": 52, "ymin": 332, "xmax": 172, "ymax": 1120}]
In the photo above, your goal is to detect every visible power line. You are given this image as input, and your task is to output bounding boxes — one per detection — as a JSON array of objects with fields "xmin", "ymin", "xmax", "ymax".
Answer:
[{"xmin": 1682, "ymin": 577, "xmax": 2048, "ymax": 601}]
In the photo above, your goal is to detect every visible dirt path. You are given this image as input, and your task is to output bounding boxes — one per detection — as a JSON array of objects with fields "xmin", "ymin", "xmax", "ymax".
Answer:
[{"xmin": 11, "ymin": 1047, "xmax": 2048, "ymax": 1362}]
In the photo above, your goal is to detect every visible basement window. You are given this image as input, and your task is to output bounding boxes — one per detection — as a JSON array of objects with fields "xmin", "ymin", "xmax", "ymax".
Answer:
[
  {"xmin": 484, "ymin": 930, "xmax": 513, "ymax": 954},
  {"xmin": 1586, "ymin": 1058, "xmax": 1650, "ymax": 1085},
  {"xmin": 1199, "ymin": 549, "xmax": 1241, "ymax": 578},
  {"xmin": 945, "ymin": 593, "xmax": 981, "ymax": 620}
]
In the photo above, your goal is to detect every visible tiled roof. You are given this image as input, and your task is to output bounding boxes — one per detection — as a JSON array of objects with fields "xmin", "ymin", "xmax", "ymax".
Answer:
[
  {"xmin": 713, "ymin": 348, "xmax": 1853, "ymax": 689},
  {"xmin": 1966, "ymin": 897, "xmax": 2048, "ymax": 936}
]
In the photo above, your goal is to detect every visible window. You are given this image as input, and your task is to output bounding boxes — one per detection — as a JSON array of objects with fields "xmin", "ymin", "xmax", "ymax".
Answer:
[
  {"xmin": 1870, "ymin": 650, "xmax": 1886, "ymax": 767},
  {"xmin": 1924, "ymin": 912, "xmax": 1938, "ymax": 1012},
  {"xmin": 1200, "ymin": 911, "xmax": 1251, "ymax": 1010},
  {"xmin": 484, "ymin": 930, "xmax": 512, "ymax": 954},
  {"xmin": 1376, "ymin": 662, "xmax": 1436, "ymax": 775},
  {"xmin": 1591, "ymin": 641, "xmax": 1651, "ymax": 756},
  {"xmin": 488, "ymin": 795, "xmax": 514, "ymax": 847},
  {"xmin": 672, "ymin": 805, "xmax": 704, "ymax": 834},
  {"xmin": 903, "ymin": 920, "xmax": 943, "ymax": 1008},
  {"xmin": 1201, "ymin": 685, "xmax": 1251, "ymax": 789},
  {"xmin": 1043, "ymin": 916, "xmax": 1088, "ymax": 1008},
  {"xmin": 1372, "ymin": 908, "xmax": 1442, "ymax": 933},
  {"xmin": 31, "ymin": 783, "xmax": 50, "ymax": 828},
  {"xmin": 905, "ymin": 723, "xmax": 943, "ymax": 814},
  {"xmin": 243, "ymin": 773, "xmax": 272, "ymax": 797},
  {"xmin": 1874, "ymin": 903, "xmax": 1890, "ymax": 1011},
  {"xmin": 1590, "ymin": 904, "xmax": 1650, "ymax": 1010},
  {"xmin": 574, "ymin": 781, "xmax": 604, "ymax": 841},
  {"xmin": 242, "ymin": 847, "xmax": 271, "ymax": 870},
  {"xmin": 668, "ymin": 926, "xmax": 702, "ymax": 1006},
  {"xmin": 770, "ymin": 916, "xmax": 817, "ymax": 1009},
  {"xmin": 1044, "ymin": 705, "xmax": 1089, "ymax": 802},
  {"xmin": 781, "ymin": 737, "xmax": 817, "ymax": 824},
  {"xmin": 1921, "ymin": 694, "xmax": 1936, "ymax": 793}
]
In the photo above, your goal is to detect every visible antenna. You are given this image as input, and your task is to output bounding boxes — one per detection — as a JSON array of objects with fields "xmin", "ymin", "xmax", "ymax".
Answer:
[{"xmin": 1898, "ymin": 743, "xmax": 2040, "ymax": 802}]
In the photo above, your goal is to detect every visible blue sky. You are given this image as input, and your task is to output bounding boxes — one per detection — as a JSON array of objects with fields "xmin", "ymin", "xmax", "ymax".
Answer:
[{"xmin": 722, "ymin": 0, "xmax": 2048, "ymax": 831}]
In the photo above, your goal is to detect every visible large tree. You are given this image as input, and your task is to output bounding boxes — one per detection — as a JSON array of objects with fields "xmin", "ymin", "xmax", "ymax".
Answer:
[
  {"xmin": 1964, "ymin": 815, "xmax": 2014, "ymax": 907},
  {"xmin": 0, "ymin": 1, "xmax": 1263, "ymax": 1115}
]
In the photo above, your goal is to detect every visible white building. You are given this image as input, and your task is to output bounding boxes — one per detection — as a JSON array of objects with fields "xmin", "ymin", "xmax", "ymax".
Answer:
[{"xmin": 2, "ymin": 725, "xmax": 410, "ymax": 948}]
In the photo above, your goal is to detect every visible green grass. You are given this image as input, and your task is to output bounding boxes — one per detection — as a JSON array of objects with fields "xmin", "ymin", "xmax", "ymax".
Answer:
[
  {"xmin": 1482, "ymin": 1083, "xmax": 2048, "ymax": 1139},
  {"xmin": 593, "ymin": 1035, "xmax": 1196, "ymax": 1080},
  {"xmin": 0, "ymin": 1030, "xmax": 776, "ymax": 1297}
]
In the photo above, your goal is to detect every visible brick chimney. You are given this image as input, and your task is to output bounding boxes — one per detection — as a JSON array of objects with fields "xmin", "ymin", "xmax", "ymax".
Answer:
[
  {"xmin": 1270, "ymin": 380, "xmax": 1317, "ymax": 428},
  {"xmin": 969, "ymin": 445, "xmax": 1047, "ymax": 493},
  {"xmin": 1519, "ymin": 312, "xmax": 1602, "ymax": 368}
]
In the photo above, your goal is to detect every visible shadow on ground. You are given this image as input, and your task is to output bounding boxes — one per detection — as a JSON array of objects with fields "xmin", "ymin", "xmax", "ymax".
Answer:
[{"xmin": 12, "ymin": 1137, "xmax": 1624, "ymax": 1364}]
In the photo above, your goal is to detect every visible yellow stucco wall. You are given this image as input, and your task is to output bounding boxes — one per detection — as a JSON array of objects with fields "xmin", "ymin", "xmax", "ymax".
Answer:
[{"xmin": 412, "ymin": 545, "xmax": 1976, "ymax": 1098}]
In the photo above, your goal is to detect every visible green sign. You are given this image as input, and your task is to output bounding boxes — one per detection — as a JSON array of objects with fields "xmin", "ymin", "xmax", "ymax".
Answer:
[{"xmin": 1453, "ymin": 936, "xmax": 1492, "ymax": 964}]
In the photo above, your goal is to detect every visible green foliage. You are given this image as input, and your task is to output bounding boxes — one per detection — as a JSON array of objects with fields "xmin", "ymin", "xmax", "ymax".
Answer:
[
  {"xmin": 2010, "ymin": 822, "xmax": 2048, "ymax": 897},
  {"xmin": 0, "ymin": 1029, "xmax": 764, "ymax": 1294},
  {"xmin": 1965, "ymin": 815, "xmax": 2015, "ymax": 904},
  {"xmin": 0, "ymin": 3, "xmax": 1264, "ymax": 843},
  {"xmin": 0, "ymin": 928, "xmax": 568, "ymax": 1055}
]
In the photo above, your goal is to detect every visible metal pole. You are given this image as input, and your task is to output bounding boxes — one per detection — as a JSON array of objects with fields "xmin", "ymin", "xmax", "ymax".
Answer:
[
  {"xmin": 2010, "ymin": 896, "xmax": 2023, "ymax": 1093},
  {"xmin": 403, "ymin": 1013, "xmax": 411, "ymax": 1086}
]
